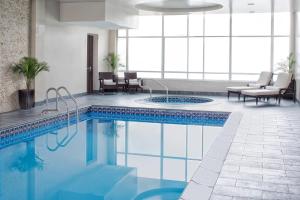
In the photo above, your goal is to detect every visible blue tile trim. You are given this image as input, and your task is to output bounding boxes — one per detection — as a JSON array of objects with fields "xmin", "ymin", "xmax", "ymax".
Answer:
[
  {"xmin": 143, "ymin": 96, "xmax": 213, "ymax": 104},
  {"xmin": 0, "ymin": 106, "xmax": 90, "ymax": 139},
  {"xmin": 90, "ymin": 105, "xmax": 229, "ymax": 126},
  {"xmin": 90, "ymin": 105, "xmax": 229, "ymax": 120},
  {"xmin": 0, "ymin": 105, "xmax": 230, "ymax": 149}
]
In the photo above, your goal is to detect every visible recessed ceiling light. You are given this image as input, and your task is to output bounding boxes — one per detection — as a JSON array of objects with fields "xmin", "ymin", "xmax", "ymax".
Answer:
[
  {"xmin": 248, "ymin": 3, "xmax": 255, "ymax": 6},
  {"xmin": 249, "ymin": 11, "xmax": 255, "ymax": 13}
]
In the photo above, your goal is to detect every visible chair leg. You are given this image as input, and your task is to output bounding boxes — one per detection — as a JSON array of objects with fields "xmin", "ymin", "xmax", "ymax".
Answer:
[
  {"xmin": 238, "ymin": 93, "xmax": 241, "ymax": 101},
  {"xmin": 243, "ymin": 96, "xmax": 246, "ymax": 103},
  {"xmin": 227, "ymin": 91, "xmax": 230, "ymax": 99},
  {"xmin": 256, "ymin": 97, "xmax": 258, "ymax": 105},
  {"xmin": 278, "ymin": 96, "xmax": 281, "ymax": 105}
]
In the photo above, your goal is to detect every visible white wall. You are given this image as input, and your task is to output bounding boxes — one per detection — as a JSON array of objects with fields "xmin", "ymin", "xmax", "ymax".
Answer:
[
  {"xmin": 295, "ymin": 0, "xmax": 300, "ymax": 101},
  {"xmin": 143, "ymin": 79, "xmax": 250, "ymax": 93},
  {"xmin": 34, "ymin": 0, "xmax": 109, "ymax": 102}
]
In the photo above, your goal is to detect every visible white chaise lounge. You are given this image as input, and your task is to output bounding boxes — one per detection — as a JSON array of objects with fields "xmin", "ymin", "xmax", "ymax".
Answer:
[
  {"xmin": 227, "ymin": 71, "xmax": 273, "ymax": 100},
  {"xmin": 241, "ymin": 72, "xmax": 293, "ymax": 105}
]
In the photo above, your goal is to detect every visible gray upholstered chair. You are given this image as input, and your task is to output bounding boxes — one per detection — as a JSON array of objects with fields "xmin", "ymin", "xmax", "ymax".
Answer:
[
  {"xmin": 124, "ymin": 72, "xmax": 143, "ymax": 92},
  {"xmin": 99, "ymin": 72, "xmax": 118, "ymax": 93},
  {"xmin": 227, "ymin": 71, "xmax": 273, "ymax": 100}
]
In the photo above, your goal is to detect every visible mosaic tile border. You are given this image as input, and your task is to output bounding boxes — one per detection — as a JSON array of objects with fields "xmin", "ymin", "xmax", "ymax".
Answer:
[
  {"xmin": 90, "ymin": 105, "xmax": 229, "ymax": 120},
  {"xmin": 143, "ymin": 96, "xmax": 213, "ymax": 104},
  {"xmin": 0, "ymin": 105, "xmax": 230, "ymax": 148},
  {"xmin": 0, "ymin": 106, "xmax": 90, "ymax": 140},
  {"xmin": 89, "ymin": 105, "xmax": 229, "ymax": 126}
]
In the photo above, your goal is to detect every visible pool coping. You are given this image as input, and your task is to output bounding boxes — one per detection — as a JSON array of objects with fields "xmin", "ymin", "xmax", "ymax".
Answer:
[
  {"xmin": 180, "ymin": 111, "xmax": 242, "ymax": 200},
  {"xmin": 0, "ymin": 104, "xmax": 241, "ymax": 200}
]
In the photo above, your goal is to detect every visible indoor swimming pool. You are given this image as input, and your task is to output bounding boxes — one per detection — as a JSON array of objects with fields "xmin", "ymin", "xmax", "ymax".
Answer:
[{"xmin": 0, "ymin": 106, "xmax": 229, "ymax": 200}]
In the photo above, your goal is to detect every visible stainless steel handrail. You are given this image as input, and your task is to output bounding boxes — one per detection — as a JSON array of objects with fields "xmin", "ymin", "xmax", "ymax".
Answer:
[
  {"xmin": 150, "ymin": 79, "xmax": 169, "ymax": 102},
  {"xmin": 57, "ymin": 86, "xmax": 79, "ymax": 122},
  {"xmin": 42, "ymin": 87, "xmax": 59, "ymax": 113},
  {"xmin": 43, "ymin": 86, "xmax": 79, "ymax": 152},
  {"xmin": 46, "ymin": 131, "xmax": 69, "ymax": 152},
  {"xmin": 140, "ymin": 84, "xmax": 153, "ymax": 99}
]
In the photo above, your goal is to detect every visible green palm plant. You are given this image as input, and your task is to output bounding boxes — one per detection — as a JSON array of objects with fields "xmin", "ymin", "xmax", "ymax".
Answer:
[
  {"xmin": 103, "ymin": 53, "xmax": 124, "ymax": 73},
  {"xmin": 276, "ymin": 53, "xmax": 296, "ymax": 74},
  {"xmin": 11, "ymin": 57, "xmax": 49, "ymax": 90}
]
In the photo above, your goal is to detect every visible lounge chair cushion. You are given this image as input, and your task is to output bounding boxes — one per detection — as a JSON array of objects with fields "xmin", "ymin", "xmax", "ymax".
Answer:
[
  {"xmin": 242, "ymin": 89, "xmax": 279, "ymax": 96},
  {"xmin": 129, "ymin": 79, "xmax": 140, "ymax": 85},
  {"xmin": 226, "ymin": 71, "xmax": 272, "ymax": 93},
  {"xmin": 274, "ymin": 73, "xmax": 292, "ymax": 89},
  {"xmin": 265, "ymin": 86, "xmax": 280, "ymax": 91},
  {"xmin": 257, "ymin": 71, "xmax": 273, "ymax": 86},
  {"xmin": 227, "ymin": 86, "xmax": 260, "ymax": 92},
  {"xmin": 103, "ymin": 80, "xmax": 116, "ymax": 85},
  {"xmin": 248, "ymin": 83, "xmax": 262, "ymax": 88}
]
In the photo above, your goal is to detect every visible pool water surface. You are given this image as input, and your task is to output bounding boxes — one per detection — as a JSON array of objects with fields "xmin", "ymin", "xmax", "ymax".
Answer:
[{"xmin": 0, "ymin": 111, "xmax": 225, "ymax": 200}]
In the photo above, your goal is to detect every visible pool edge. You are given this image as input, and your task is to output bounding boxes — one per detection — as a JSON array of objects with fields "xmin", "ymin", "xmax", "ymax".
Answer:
[{"xmin": 180, "ymin": 112, "xmax": 243, "ymax": 200}]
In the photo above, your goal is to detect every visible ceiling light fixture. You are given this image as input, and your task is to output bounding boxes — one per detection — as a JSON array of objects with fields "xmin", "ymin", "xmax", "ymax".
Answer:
[{"xmin": 135, "ymin": 0, "xmax": 223, "ymax": 14}]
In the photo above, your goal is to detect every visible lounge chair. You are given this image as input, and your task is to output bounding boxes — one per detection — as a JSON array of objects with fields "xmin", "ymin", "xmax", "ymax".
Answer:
[
  {"xmin": 124, "ymin": 72, "xmax": 143, "ymax": 92},
  {"xmin": 99, "ymin": 72, "xmax": 118, "ymax": 93},
  {"xmin": 241, "ymin": 73, "xmax": 293, "ymax": 105},
  {"xmin": 227, "ymin": 71, "xmax": 273, "ymax": 100}
]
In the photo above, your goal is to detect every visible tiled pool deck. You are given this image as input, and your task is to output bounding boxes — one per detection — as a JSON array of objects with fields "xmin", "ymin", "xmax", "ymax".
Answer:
[{"xmin": 0, "ymin": 93, "xmax": 299, "ymax": 200}]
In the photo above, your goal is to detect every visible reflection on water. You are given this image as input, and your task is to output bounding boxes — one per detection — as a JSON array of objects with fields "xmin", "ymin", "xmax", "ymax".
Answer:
[{"xmin": 0, "ymin": 119, "xmax": 221, "ymax": 200}]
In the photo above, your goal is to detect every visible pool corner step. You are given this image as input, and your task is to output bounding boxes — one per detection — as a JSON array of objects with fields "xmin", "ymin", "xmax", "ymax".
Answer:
[{"xmin": 57, "ymin": 165, "xmax": 137, "ymax": 200}]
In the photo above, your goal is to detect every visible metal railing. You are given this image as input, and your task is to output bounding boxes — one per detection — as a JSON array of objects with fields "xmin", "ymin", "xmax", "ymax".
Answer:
[
  {"xmin": 43, "ymin": 87, "xmax": 59, "ymax": 112},
  {"xmin": 149, "ymin": 79, "xmax": 169, "ymax": 102},
  {"xmin": 140, "ymin": 84, "xmax": 153, "ymax": 99},
  {"xmin": 41, "ymin": 86, "xmax": 79, "ymax": 123},
  {"xmin": 42, "ymin": 86, "xmax": 79, "ymax": 151},
  {"xmin": 57, "ymin": 86, "xmax": 79, "ymax": 123}
]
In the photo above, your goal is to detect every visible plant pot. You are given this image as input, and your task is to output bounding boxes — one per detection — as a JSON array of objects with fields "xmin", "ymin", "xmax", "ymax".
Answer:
[{"xmin": 18, "ymin": 89, "xmax": 35, "ymax": 109}]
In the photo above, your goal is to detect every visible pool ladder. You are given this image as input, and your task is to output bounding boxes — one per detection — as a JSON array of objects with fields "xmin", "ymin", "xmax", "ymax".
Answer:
[
  {"xmin": 42, "ymin": 86, "xmax": 79, "ymax": 151},
  {"xmin": 41, "ymin": 86, "xmax": 79, "ymax": 124}
]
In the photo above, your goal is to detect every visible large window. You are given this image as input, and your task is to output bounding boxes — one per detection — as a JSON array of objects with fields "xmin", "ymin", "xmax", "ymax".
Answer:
[{"xmin": 117, "ymin": 5, "xmax": 290, "ymax": 81}]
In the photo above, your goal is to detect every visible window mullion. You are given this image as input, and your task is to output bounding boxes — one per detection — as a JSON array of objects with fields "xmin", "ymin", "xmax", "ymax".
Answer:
[
  {"xmin": 229, "ymin": 0, "xmax": 233, "ymax": 80},
  {"xmin": 162, "ymin": 16, "xmax": 165, "ymax": 79},
  {"xmin": 126, "ymin": 29, "xmax": 129, "ymax": 71},
  {"xmin": 203, "ymin": 13, "xmax": 206, "ymax": 80},
  {"xmin": 187, "ymin": 15, "xmax": 190, "ymax": 79},
  {"xmin": 271, "ymin": 0, "xmax": 275, "ymax": 73}
]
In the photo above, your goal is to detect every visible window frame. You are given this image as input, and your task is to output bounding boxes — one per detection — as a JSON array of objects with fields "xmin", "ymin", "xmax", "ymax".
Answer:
[{"xmin": 117, "ymin": 1, "xmax": 291, "ymax": 81}]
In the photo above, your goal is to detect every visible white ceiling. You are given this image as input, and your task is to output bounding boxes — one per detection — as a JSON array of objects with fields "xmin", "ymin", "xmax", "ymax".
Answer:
[
  {"xmin": 58, "ymin": 0, "xmax": 293, "ymax": 14},
  {"xmin": 133, "ymin": 0, "xmax": 292, "ymax": 14}
]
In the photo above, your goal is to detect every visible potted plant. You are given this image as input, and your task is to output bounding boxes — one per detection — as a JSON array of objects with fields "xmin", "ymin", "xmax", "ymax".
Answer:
[
  {"xmin": 276, "ymin": 53, "xmax": 296, "ymax": 75},
  {"xmin": 11, "ymin": 57, "xmax": 49, "ymax": 109},
  {"xmin": 103, "ymin": 53, "xmax": 124, "ymax": 74},
  {"xmin": 276, "ymin": 53, "xmax": 296, "ymax": 100}
]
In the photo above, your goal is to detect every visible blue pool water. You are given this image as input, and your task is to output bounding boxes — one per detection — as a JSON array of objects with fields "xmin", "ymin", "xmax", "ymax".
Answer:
[{"xmin": 0, "ymin": 111, "xmax": 225, "ymax": 200}]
